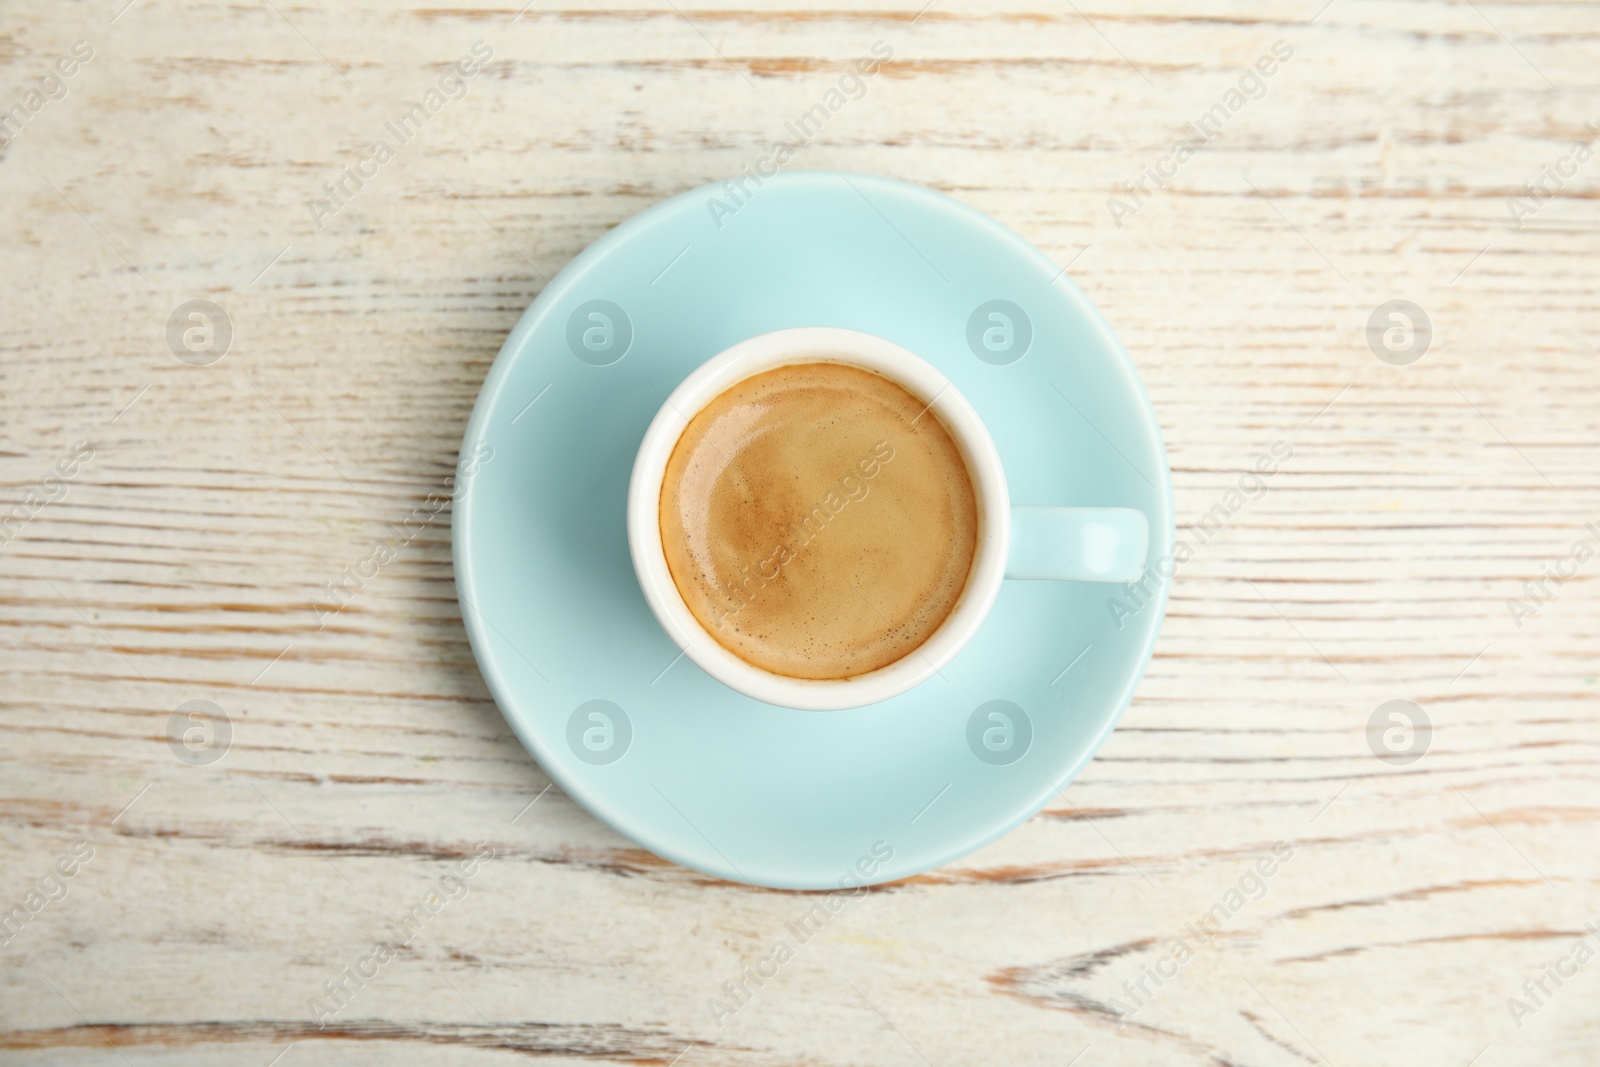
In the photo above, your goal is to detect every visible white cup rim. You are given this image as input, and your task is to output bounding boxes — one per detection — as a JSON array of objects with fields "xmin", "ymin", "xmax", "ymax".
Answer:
[{"xmin": 626, "ymin": 327, "xmax": 1010, "ymax": 711}]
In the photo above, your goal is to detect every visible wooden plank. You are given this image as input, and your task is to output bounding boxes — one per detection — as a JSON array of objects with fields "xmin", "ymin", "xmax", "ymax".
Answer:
[{"xmin": 2, "ymin": 0, "xmax": 1597, "ymax": 1063}]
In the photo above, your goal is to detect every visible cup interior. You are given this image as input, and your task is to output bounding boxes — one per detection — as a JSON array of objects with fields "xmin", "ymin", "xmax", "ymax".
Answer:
[{"xmin": 627, "ymin": 327, "xmax": 1010, "ymax": 711}]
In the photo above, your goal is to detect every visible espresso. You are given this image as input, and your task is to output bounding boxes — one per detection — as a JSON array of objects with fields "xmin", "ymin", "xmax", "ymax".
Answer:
[{"xmin": 659, "ymin": 361, "xmax": 979, "ymax": 681}]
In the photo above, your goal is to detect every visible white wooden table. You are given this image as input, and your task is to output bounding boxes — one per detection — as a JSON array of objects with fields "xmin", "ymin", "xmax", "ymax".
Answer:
[{"xmin": 3, "ymin": 1, "xmax": 1598, "ymax": 1063}]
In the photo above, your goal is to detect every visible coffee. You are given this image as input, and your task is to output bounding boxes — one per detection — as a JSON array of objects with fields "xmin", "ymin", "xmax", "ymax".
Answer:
[{"xmin": 659, "ymin": 361, "xmax": 979, "ymax": 680}]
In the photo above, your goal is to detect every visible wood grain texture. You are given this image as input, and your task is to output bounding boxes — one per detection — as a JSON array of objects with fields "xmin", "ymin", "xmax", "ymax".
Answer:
[{"xmin": 2, "ymin": 0, "xmax": 1598, "ymax": 1063}]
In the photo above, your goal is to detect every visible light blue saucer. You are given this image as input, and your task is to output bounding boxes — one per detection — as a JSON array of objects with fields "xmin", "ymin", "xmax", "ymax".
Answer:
[{"xmin": 453, "ymin": 172, "xmax": 1173, "ymax": 890}]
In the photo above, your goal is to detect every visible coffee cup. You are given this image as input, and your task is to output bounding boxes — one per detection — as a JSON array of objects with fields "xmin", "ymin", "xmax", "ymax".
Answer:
[{"xmin": 628, "ymin": 327, "xmax": 1149, "ymax": 711}]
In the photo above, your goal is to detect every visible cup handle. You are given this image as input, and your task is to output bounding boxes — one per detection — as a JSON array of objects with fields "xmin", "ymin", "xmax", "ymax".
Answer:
[{"xmin": 1005, "ymin": 506, "xmax": 1149, "ymax": 583}]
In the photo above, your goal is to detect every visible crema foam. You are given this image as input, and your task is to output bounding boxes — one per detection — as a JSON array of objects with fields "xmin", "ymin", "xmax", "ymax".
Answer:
[{"xmin": 659, "ymin": 361, "xmax": 979, "ymax": 680}]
